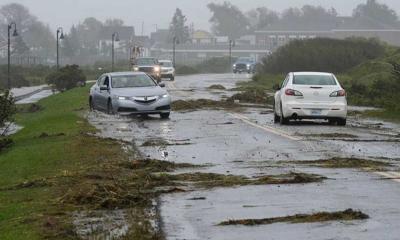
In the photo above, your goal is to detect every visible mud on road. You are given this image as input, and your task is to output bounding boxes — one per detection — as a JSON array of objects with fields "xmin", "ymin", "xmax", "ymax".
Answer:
[{"xmin": 86, "ymin": 74, "xmax": 400, "ymax": 240}]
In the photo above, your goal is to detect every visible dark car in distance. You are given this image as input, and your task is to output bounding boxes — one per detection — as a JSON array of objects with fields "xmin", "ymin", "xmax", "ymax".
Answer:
[
  {"xmin": 133, "ymin": 57, "xmax": 162, "ymax": 82},
  {"xmin": 233, "ymin": 57, "xmax": 256, "ymax": 74}
]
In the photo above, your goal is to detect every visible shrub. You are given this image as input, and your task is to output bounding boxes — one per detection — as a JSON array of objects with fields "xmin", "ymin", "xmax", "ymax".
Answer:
[
  {"xmin": 0, "ymin": 90, "xmax": 16, "ymax": 132},
  {"xmin": 259, "ymin": 38, "xmax": 385, "ymax": 74},
  {"xmin": 46, "ymin": 65, "xmax": 87, "ymax": 92}
]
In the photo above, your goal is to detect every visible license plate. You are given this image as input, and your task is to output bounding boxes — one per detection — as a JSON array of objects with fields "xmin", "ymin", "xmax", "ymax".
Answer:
[{"xmin": 311, "ymin": 109, "xmax": 322, "ymax": 115}]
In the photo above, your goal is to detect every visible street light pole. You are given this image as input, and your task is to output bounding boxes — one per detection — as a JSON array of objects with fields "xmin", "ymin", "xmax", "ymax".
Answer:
[
  {"xmin": 112, "ymin": 32, "xmax": 120, "ymax": 72},
  {"xmin": 7, "ymin": 22, "xmax": 18, "ymax": 90},
  {"xmin": 56, "ymin": 27, "xmax": 64, "ymax": 70},
  {"xmin": 229, "ymin": 39, "xmax": 234, "ymax": 69}
]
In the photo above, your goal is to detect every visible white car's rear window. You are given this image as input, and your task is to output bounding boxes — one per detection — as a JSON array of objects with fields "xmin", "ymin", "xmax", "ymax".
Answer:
[{"xmin": 293, "ymin": 75, "xmax": 337, "ymax": 85}]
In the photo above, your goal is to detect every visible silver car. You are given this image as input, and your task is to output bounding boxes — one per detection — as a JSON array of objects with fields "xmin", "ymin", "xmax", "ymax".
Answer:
[{"xmin": 89, "ymin": 72, "xmax": 171, "ymax": 118}]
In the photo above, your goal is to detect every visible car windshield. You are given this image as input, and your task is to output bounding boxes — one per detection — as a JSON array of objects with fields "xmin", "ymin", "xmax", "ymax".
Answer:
[
  {"xmin": 112, "ymin": 75, "xmax": 156, "ymax": 88},
  {"xmin": 160, "ymin": 61, "xmax": 173, "ymax": 67},
  {"xmin": 137, "ymin": 58, "xmax": 157, "ymax": 65},
  {"xmin": 293, "ymin": 75, "xmax": 337, "ymax": 85}
]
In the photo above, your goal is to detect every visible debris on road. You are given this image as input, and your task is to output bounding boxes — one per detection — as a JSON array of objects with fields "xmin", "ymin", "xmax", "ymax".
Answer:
[
  {"xmin": 218, "ymin": 209, "xmax": 369, "ymax": 226},
  {"xmin": 300, "ymin": 133, "xmax": 358, "ymax": 139},
  {"xmin": 227, "ymin": 89, "xmax": 272, "ymax": 104},
  {"xmin": 172, "ymin": 99, "xmax": 239, "ymax": 111},
  {"xmin": 208, "ymin": 84, "xmax": 226, "ymax": 90},
  {"xmin": 288, "ymin": 157, "xmax": 392, "ymax": 169}
]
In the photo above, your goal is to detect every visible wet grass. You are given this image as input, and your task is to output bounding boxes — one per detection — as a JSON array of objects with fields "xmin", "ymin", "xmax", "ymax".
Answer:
[
  {"xmin": 360, "ymin": 109, "xmax": 400, "ymax": 123},
  {"xmin": 172, "ymin": 99, "xmax": 239, "ymax": 111},
  {"xmin": 288, "ymin": 157, "xmax": 391, "ymax": 169},
  {"xmin": 141, "ymin": 139, "xmax": 191, "ymax": 147},
  {"xmin": 218, "ymin": 209, "xmax": 369, "ymax": 226},
  {"xmin": 227, "ymin": 89, "xmax": 273, "ymax": 105},
  {"xmin": 208, "ymin": 84, "xmax": 226, "ymax": 90}
]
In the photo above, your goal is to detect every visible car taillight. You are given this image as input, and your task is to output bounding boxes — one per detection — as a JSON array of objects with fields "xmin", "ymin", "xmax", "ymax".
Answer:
[
  {"xmin": 330, "ymin": 90, "xmax": 346, "ymax": 97},
  {"xmin": 285, "ymin": 89, "xmax": 303, "ymax": 96}
]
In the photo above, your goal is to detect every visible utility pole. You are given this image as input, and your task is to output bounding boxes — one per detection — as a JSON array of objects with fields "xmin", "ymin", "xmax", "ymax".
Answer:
[
  {"xmin": 56, "ymin": 27, "xmax": 64, "ymax": 70},
  {"xmin": 7, "ymin": 22, "xmax": 18, "ymax": 90},
  {"xmin": 112, "ymin": 32, "xmax": 120, "ymax": 72},
  {"xmin": 172, "ymin": 36, "xmax": 179, "ymax": 68},
  {"xmin": 229, "ymin": 39, "xmax": 235, "ymax": 70}
]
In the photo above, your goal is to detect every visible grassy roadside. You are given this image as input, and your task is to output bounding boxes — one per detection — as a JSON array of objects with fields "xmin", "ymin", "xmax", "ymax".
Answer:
[{"xmin": 0, "ymin": 86, "xmax": 121, "ymax": 239}]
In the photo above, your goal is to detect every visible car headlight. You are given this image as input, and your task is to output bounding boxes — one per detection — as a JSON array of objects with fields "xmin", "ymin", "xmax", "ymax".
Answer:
[
  {"xmin": 133, "ymin": 67, "xmax": 139, "ymax": 71},
  {"xmin": 159, "ymin": 94, "xmax": 169, "ymax": 99},
  {"xmin": 233, "ymin": 64, "xmax": 236, "ymax": 67},
  {"xmin": 117, "ymin": 96, "xmax": 130, "ymax": 100},
  {"xmin": 247, "ymin": 64, "xmax": 251, "ymax": 67},
  {"xmin": 154, "ymin": 66, "xmax": 161, "ymax": 72}
]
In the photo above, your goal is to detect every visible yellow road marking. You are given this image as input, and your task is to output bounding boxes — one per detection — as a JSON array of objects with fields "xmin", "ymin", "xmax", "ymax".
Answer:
[{"xmin": 229, "ymin": 113, "xmax": 301, "ymax": 141}]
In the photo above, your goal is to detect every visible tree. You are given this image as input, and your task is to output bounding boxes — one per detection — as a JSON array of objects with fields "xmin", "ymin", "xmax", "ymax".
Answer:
[
  {"xmin": 0, "ymin": 3, "xmax": 55, "ymax": 59},
  {"xmin": 61, "ymin": 25, "xmax": 81, "ymax": 58},
  {"xmin": 12, "ymin": 36, "xmax": 30, "ymax": 55},
  {"xmin": 0, "ymin": 90, "xmax": 16, "ymax": 130},
  {"xmin": 169, "ymin": 8, "xmax": 190, "ymax": 43},
  {"xmin": 207, "ymin": 1, "xmax": 250, "ymax": 39},
  {"xmin": 104, "ymin": 18, "xmax": 124, "ymax": 27},
  {"xmin": 353, "ymin": 0, "xmax": 399, "ymax": 26},
  {"xmin": 247, "ymin": 7, "xmax": 279, "ymax": 31}
]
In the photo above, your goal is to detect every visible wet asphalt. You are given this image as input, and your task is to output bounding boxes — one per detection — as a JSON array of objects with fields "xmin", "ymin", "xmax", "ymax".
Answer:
[{"xmin": 88, "ymin": 73, "xmax": 400, "ymax": 240}]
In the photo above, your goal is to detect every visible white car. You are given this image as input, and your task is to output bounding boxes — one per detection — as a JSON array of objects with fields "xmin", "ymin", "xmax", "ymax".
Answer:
[
  {"xmin": 159, "ymin": 60, "xmax": 175, "ymax": 81},
  {"xmin": 274, "ymin": 72, "xmax": 347, "ymax": 126}
]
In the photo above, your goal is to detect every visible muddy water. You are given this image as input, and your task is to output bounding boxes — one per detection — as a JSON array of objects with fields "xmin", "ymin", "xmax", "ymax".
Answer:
[{"xmin": 85, "ymin": 74, "xmax": 400, "ymax": 240}]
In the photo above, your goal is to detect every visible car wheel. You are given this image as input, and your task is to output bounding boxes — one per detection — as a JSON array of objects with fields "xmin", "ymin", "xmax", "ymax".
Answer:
[
  {"xmin": 160, "ymin": 112, "xmax": 170, "ymax": 119},
  {"xmin": 328, "ymin": 119, "xmax": 336, "ymax": 125},
  {"xmin": 170, "ymin": 76, "xmax": 175, "ymax": 81},
  {"xmin": 337, "ymin": 118, "xmax": 347, "ymax": 126},
  {"xmin": 89, "ymin": 97, "xmax": 94, "ymax": 111},
  {"xmin": 273, "ymin": 101, "xmax": 280, "ymax": 124},
  {"xmin": 279, "ymin": 103, "xmax": 289, "ymax": 125},
  {"xmin": 107, "ymin": 100, "xmax": 114, "ymax": 115}
]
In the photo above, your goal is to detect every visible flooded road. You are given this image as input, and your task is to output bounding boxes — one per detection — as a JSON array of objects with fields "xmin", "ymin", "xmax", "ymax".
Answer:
[{"xmin": 88, "ymin": 73, "xmax": 400, "ymax": 240}]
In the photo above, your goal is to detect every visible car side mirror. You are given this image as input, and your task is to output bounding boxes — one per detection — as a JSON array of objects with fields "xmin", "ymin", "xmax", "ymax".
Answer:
[
  {"xmin": 100, "ymin": 86, "xmax": 109, "ymax": 91},
  {"xmin": 273, "ymin": 84, "xmax": 281, "ymax": 91},
  {"xmin": 159, "ymin": 83, "xmax": 166, "ymax": 88}
]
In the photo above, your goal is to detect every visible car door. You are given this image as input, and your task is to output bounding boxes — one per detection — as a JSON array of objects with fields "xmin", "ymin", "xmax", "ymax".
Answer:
[
  {"xmin": 98, "ymin": 75, "xmax": 111, "ymax": 110},
  {"xmin": 92, "ymin": 75, "xmax": 104, "ymax": 107}
]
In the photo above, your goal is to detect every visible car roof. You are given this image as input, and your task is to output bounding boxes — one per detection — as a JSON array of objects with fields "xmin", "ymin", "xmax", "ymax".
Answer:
[
  {"xmin": 106, "ymin": 72, "xmax": 146, "ymax": 77},
  {"xmin": 292, "ymin": 72, "xmax": 333, "ymax": 76}
]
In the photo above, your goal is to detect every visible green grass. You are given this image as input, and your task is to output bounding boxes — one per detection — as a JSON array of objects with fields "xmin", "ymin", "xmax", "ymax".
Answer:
[
  {"xmin": 361, "ymin": 109, "xmax": 400, "ymax": 123},
  {"xmin": 0, "ymin": 86, "xmax": 98, "ymax": 239}
]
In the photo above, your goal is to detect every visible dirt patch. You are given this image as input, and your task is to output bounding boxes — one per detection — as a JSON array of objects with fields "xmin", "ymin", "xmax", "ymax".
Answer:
[
  {"xmin": 227, "ymin": 89, "xmax": 272, "ymax": 104},
  {"xmin": 218, "ymin": 209, "xmax": 369, "ymax": 226},
  {"xmin": 38, "ymin": 132, "xmax": 66, "ymax": 139},
  {"xmin": 300, "ymin": 133, "xmax": 358, "ymax": 138},
  {"xmin": 288, "ymin": 157, "xmax": 391, "ymax": 169},
  {"xmin": 172, "ymin": 99, "xmax": 239, "ymax": 111},
  {"xmin": 169, "ymin": 172, "xmax": 326, "ymax": 189},
  {"xmin": 18, "ymin": 103, "xmax": 43, "ymax": 113},
  {"xmin": 208, "ymin": 84, "xmax": 226, "ymax": 90},
  {"xmin": 0, "ymin": 138, "xmax": 13, "ymax": 152}
]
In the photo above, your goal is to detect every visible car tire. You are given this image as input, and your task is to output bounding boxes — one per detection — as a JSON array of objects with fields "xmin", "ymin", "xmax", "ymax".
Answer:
[
  {"xmin": 273, "ymin": 101, "xmax": 280, "ymax": 124},
  {"xmin": 89, "ymin": 97, "xmax": 94, "ymax": 111},
  {"xmin": 107, "ymin": 100, "xmax": 114, "ymax": 115},
  {"xmin": 280, "ymin": 104, "xmax": 289, "ymax": 125},
  {"xmin": 337, "ymin": 118, "xmax": 347, "ymax": 126},
  {"xmin": 328, "ymin": 119, "xmax": 336, "ymax": 125},
  {"xmin": 170, "ymin": 76, "xmax": 175, "ymax": 81},
  {"xmin": 160, "ymin": 112, "xmax": 170, "ymax": 119}
]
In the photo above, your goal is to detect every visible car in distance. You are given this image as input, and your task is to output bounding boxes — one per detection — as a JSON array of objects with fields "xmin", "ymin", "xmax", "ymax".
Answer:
[
  {"xmin": 89, "ymin": 72, "xmax": 171, "ymax": 119},
  {"xmin": 132, "ymin": 57, "xmax": 161, "ymax": 82},
  {"xmin": 159, "ymin": 60, "xmax": 175, "ymax": 81},
  {"xmin": 273, "ymin": 72, "xmax": 347, "ymax": 126},
  {"xmin": 233, "ymin": 57, "xmax": 256, "ymax": 74}
]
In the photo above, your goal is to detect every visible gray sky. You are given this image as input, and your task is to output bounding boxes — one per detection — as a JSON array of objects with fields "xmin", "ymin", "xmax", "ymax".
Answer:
[{"xmin": 1, "ymin": 0, "xmax": 400, "ymax": 34}]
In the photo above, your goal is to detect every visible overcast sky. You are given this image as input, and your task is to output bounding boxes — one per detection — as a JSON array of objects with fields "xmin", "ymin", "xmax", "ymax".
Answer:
[{"xmin": 1, "ymin": 0, "xmax": 400, "ymax": 34}]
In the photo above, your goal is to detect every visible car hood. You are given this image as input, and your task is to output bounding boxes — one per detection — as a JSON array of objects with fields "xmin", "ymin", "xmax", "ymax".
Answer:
[{"xmin": 111, "ymin": 86, "xmax": 167, "ymax": 97}]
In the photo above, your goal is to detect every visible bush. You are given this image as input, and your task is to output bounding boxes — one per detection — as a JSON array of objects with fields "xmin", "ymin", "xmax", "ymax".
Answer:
[
  {"xmin": 0, "ymin": 90, "xmax": 16, "ymax": 132},
  {"xmin": 0, "ymin": 66, "xmax": 30, "ymax": 88},
  {"xmin": 259, "ymin": 38, "xmax": 385, "ymax": 74},
  {"xmin": 46, "ymin": 65, "xmax": 87, "ymax": 92}
]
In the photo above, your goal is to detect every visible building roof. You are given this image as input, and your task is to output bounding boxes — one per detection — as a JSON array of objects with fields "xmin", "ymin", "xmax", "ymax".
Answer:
[{"xmin": 192, "ymin": 30, "xmax": 214, "ymax": 39}]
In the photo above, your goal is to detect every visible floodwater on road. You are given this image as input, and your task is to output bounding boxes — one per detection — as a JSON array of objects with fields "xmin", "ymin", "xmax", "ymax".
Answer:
[{"xmin": 87, "ymin": 73, "xmax": 400, "ymax": 240}]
